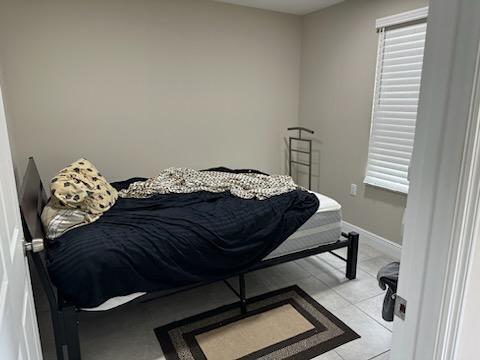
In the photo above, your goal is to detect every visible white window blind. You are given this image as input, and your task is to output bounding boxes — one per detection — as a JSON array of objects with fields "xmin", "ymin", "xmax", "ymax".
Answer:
[{"xmin": 364, "ymin": 14, "xmax": 427, "ymax": 194}]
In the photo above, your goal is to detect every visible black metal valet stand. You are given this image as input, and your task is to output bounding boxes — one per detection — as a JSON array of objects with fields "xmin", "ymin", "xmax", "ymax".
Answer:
[{"xmin": 288, "ymin": 127, "xmax": 314, "ymax": 189}]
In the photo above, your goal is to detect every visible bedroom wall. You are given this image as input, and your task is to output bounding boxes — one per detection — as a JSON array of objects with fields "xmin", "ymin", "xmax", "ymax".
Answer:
[
  {"xmin": 299, "ymin": 0, "xmax": 428, "ymax": 244},
  {"xmin": 0, "ymin": 0, "xmax": 302, "ymax": 186},
  {"xmin": 0, "ymin": 64, "xmax": 19, "ymax": 183}
]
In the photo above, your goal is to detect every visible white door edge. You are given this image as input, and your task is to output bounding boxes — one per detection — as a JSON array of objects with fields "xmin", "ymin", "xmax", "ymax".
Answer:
[
  {"xmin": 390, "ymin": 0, "xmax": 480, "ymax": 359},
  {"xmin": 435, "ymin": 38, "xmax": 480, "ymax": 360}
]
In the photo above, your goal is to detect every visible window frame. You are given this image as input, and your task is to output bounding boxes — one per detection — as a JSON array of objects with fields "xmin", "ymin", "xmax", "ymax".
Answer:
[{"xmin": 364, "ymin": 7, "xmax": 428, "ymax": 194}]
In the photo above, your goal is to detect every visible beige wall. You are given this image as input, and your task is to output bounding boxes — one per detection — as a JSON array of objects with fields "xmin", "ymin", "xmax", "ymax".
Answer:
[
  {"xmin": 0, "ymin": 0, "xmax": 302, "ymax": 186},
  {"xmin": 299, "ymin": 0, "xmax": 428, "ymax": 244},
  {"xmin": 1, "ymin": 0, "xmax": 429, "ymax": 244},
  {"xmin": 0, "ymin": 64, "xmax": 20, "ymax": 183}
]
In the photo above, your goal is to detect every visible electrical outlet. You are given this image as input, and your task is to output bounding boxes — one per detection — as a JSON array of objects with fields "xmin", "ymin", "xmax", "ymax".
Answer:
[{"xmin": 350, "ymin": 184, "xmax": 357, "ymax": 196}]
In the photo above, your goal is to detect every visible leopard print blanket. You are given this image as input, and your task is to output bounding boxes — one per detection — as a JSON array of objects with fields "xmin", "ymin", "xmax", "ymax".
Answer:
[{"xmin": 119, "ymin": 168, "xmax": 299, "ymax": 200}]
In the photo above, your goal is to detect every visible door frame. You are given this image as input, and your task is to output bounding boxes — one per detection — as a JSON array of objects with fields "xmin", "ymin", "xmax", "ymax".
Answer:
[{"xmin": 390, "ymin": 0, "xmax": 480, "ymax": 358}]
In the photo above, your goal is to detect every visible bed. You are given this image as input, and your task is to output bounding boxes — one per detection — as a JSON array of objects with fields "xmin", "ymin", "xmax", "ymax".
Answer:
[{"xmin": 20, "ymin": 157, "xmax": 358, "ymax": 360}]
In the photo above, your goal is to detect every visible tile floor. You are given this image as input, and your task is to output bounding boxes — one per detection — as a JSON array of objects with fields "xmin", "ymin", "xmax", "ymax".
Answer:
[{"xmin": 34, "ymin": 242, "xmax": 398, "ymax": 360}]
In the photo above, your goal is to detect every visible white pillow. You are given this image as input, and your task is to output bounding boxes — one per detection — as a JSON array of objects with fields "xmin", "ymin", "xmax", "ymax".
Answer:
[{"xmin": 41, "ymin": 200, "xmax": 89, "ymax": 239}]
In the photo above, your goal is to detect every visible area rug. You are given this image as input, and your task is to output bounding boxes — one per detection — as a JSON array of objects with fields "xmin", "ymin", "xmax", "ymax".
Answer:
[{"xmin": 154, "ymin": 285, "xmax": 359, "ymax": 360}]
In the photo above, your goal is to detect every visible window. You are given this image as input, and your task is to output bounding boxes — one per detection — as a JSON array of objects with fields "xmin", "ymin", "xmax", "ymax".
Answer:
[{"xmin": 364, "ymin": 8, "xmax": 428, "ymax": 194}]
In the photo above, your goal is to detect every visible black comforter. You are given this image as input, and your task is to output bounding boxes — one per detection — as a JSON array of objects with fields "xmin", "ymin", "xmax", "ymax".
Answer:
[{"xmin": 46, "ymin": 178, "xmax": 319, "ymax": 308}]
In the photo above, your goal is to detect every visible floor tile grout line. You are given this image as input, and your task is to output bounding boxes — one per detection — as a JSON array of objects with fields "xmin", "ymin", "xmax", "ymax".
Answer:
[
  {"xmin": 356, "ymin": 291, "xmax": 386, "ymax": 304},
  {"xmin": 359, "ymin": 267, "xmax": 383, "ymax": 280},
  {"xmin": 297, "ymin": 251, "xmax": 395, "ymax": 279},
  {"xmin": 296, "ymin": 257, "xmax": 345, "ymax": 274},
  {"xmin": 308, "ymin": 268, "xmax": 384, "ymax": 307},
  {"xmin": 358, "ymin": 257, "xmax": 397, "ymax": 277},
  {"xmin": 334, "ymin": 349, "xmax": 347, "ymax": 360},
  {"xmin": 253, "ymin": 268, "xmax": 361, "ymax": 313},
  {"xmin": 368, "ymin": 349, "xmax": 390, "ymax": 359},
  {"xmin": 329, "ymin": 286, "xmax": 379, "ymax": 309},
  {"xmin": 305, "ymin": 256, "xmax": 384, "ymax": 282},
  {"xmin": 353, "ymin": 301, "xmax": 393, "ymax": 333},
  {"xmin": 308, "ymin": 273, "xmax": 357, "ymax": 308}
]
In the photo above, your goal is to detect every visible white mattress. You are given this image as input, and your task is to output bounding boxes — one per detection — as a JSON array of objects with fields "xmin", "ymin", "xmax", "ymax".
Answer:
[
  {"xmin": 82, "ymin": 192, "xmax": 342, "ymax": 311},
  {"xmin": 265, "ymin": 192, "xmax": 342, "ymax": 259}
]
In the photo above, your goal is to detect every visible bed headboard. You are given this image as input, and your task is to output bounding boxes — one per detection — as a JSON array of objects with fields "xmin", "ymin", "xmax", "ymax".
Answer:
[
  {"xmin": 19, "ymin": 157, "xmax": 60, "ymax": 312},
  {"xmin": 19, "ymin": 157, "xmax": 47, "ymax": 242}
]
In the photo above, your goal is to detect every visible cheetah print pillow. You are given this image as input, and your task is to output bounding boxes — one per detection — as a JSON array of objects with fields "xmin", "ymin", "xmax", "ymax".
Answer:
[{"xmin": 50, "ymin": 158, "xmax": 118, "ymax": 222}]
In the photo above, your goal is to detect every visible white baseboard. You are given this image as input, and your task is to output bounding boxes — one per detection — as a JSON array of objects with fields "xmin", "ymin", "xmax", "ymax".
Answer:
[{"xmin": 342, "ymin": 221, "xmax": 402, "ymax": 260}]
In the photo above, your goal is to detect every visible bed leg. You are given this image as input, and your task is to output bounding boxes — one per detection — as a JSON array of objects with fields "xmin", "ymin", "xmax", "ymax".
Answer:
[
  {"xmin": 29, "ymin": 252, "xmax": 66, "ymax": 358},
  {"xmin": 51, "ymin": 310, "xmax": 65, "ymax": 360},
  {"xmin": 346, "ymin": 231, "xmax": 359, "ymax": 280},
  {"xmin": 239, "ymin": 274, "xmax": 247, "ymax": 315},
  {"xmin": 63, "ymin": 304, "xmax": 81, "ymax": 360}
]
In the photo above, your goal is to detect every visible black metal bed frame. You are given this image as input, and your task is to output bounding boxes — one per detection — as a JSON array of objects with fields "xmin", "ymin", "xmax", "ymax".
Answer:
[{"xmin": 19, "ymin": 157, "xmax": 359, "ymax": 360}]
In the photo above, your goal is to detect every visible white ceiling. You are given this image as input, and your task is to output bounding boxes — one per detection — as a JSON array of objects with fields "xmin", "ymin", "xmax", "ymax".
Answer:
[{"xmin": 213, "ymin": 0, "xmax": 344, "ymax": 15}]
